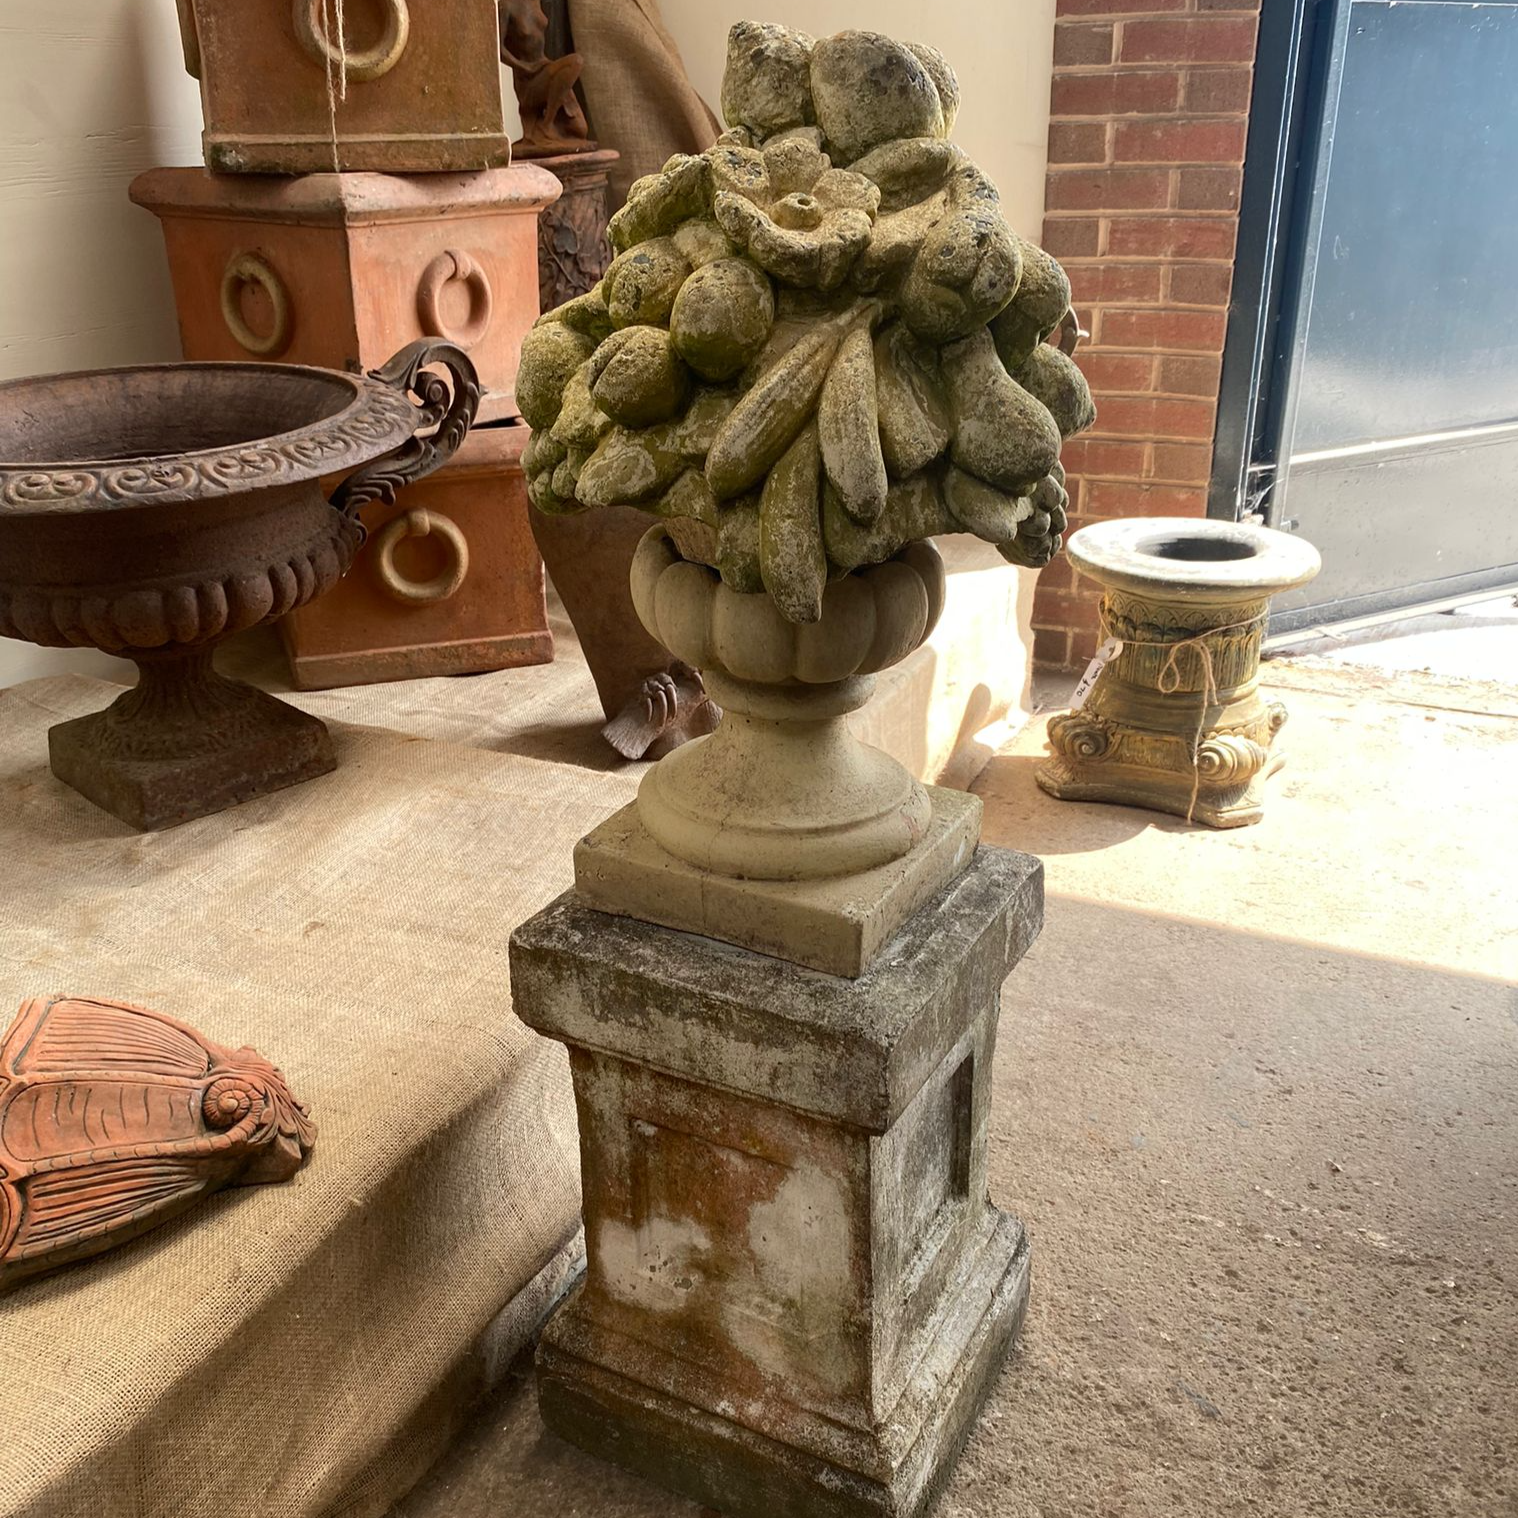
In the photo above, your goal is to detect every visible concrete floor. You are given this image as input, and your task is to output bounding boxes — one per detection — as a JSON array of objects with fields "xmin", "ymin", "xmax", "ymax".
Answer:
[
  {"xmin": 1269, "ymin": 592, "xmax": 1518, "ymax": 684},
  {"xmin": 393, "ymin": 654, "xmax": 1518, "ymax": 1518}
]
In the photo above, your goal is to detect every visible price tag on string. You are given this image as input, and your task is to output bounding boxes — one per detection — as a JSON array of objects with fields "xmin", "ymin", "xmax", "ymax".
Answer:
[{"xmin": 1069, "ymin": 637, "xmax": 1123, "ymax": 711}]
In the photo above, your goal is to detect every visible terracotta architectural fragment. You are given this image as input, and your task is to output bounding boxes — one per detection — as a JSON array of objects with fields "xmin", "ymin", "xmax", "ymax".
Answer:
[{"xmin": 0, "ymin": 996, "xmax": 314, "ymax": 1293}]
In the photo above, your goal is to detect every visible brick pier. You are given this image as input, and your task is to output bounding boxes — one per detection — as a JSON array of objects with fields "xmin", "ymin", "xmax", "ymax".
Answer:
[{"xmin": 1036, "ymin": 0, "xmax": 1262, "ymax": 667}]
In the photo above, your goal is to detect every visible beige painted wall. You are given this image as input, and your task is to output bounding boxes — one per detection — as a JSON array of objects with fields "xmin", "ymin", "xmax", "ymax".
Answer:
[
  {"xmin": 0, "ymin": 1, "xmax": 205, "ymax": 682},
  {"xmin": 655, "ymin": 0, "xmax": 1057, "ymax": 241}
]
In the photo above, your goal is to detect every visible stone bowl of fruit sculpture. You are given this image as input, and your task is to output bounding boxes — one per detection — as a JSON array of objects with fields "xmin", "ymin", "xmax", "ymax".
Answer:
[
  {"xmin": 516, "ymin": 23, "xmax": 1095, "ymax": 887},
  {"xmin": 0, "ymin": 340, "xmax": 478, "ymax": 829}
]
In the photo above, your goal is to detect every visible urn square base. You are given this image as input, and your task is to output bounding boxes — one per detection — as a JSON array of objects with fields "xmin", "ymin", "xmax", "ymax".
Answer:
[
  {"xmin": 572, "ymin": 785, "xmax": 982, "ymax": 978},
  {"xmin": 48, "ymin": 685, "xmax": 335, "ymax": 831},
  {"xmin": 509, "ymin": 846, "xmax": 1043, "ymax": 1518}
]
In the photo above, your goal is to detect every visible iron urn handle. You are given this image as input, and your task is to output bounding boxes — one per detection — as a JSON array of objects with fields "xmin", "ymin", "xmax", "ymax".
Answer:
[{"xmin": 330, "ymin": 340, "xmax": 481, "ymax": 520}]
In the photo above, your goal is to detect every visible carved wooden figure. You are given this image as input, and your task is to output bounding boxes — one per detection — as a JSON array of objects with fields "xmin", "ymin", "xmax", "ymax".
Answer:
[{"xmin": 0, "ymin": 996, "xmax": 315, "ymax": 1293}]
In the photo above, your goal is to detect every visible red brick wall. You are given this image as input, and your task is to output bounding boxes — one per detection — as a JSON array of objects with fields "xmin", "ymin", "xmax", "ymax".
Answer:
[{"xmin": 1035, "ymin": 0, "xmax": 1261, "ymax": 668}]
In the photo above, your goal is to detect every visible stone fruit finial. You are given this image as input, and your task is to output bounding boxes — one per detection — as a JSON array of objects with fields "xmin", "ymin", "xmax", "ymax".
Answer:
[{"xmin": 516, "ymin": 22, "xmax": 1094, "ymax": 625}]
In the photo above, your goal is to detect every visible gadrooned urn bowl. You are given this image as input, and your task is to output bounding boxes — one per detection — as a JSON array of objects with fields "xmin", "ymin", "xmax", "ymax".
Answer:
[{"xmin": 0, "ymin": 340, "xmax": 478, "ymax": 829}]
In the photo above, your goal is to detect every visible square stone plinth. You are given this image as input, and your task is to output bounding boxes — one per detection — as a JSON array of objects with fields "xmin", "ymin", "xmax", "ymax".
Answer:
[
  {"xmin": 509, "ymin": 845, "xmax": 1043, "ymax": 1518},
  {"xmin": 573, "ymin": 786, "xmax": 983, "ymax": 978}
]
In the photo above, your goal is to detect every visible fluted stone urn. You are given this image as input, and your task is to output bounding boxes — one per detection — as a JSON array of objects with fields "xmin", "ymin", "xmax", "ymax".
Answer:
[{"xmin": 1038, "ymin": 517, "xmax": 1321, "ymax": 827}]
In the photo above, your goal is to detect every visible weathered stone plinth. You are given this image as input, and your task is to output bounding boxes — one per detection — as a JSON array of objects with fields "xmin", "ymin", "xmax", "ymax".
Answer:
[{"xmin": 509, "ymin": 846, "xmax": 1042, "ymax": 1518}]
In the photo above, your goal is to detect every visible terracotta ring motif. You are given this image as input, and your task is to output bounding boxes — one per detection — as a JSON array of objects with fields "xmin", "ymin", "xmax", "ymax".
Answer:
[
  {"xmin": 293, "ymin": 0, "xmax": 410, "ymax": 82},
  {"xmin": 416, "ymin": 250, "xmax": 494, "ymax": 349},
  {"xmin": 373, "ymin": 507, "xmax": 470, "ymax": 604},
  {"xmin": 220, "ymin": 252, "xmax": 293, "ymax": 357}
]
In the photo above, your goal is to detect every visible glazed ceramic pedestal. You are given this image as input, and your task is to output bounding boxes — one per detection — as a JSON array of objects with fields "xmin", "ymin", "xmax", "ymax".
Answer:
[
  {"xmin": 1037, "ymin": 517, "xmax": 1322, "ymax": 828},
  {"xmin": 509, "ymin": 530, "xmax": 1040, "ymax": 1516}
]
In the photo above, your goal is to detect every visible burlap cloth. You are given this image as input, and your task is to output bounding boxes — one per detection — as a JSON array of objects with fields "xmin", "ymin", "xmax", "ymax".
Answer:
[
  {"xmin": 568, "ymin": 0, "xmax": 720, "ymax": 209},
  {"xmin": 225, "ymin": 539, "xmax": 1033, "ymax": 791},
  {"xmin": 0, "ymin": 539, "xmax": 1027, "ymax": 1517},
  {"xmin": 0, "ymin": 674, "xmax": 638, "ymax": 1518}
]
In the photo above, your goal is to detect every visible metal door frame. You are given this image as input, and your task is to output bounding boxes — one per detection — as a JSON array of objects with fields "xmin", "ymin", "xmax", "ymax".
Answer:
[{"xmin": 1210, "ymin": 0, "xmax": 1518, "ymax": 635}]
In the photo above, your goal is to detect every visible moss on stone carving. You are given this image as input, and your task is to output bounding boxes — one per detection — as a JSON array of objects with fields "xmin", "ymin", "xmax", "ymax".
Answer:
[{"xmin": 518, "ymin": 22, "xmax": 1095, "ymax": 623}]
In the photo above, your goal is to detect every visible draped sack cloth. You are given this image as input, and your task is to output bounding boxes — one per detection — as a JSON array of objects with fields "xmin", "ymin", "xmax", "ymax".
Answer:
[
  {"xmin": 0, "ymin": 675, "xmax": 631, "ymax": 1518},
  {"xmin": 567, "ymin": 0, "xmax": 721, "ymax": 210}
]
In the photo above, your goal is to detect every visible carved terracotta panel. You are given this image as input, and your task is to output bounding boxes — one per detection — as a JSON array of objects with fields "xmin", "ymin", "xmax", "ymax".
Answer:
[{"xmin": 0, "ymin": 996, "xmax": 315, "ymax": 1292}]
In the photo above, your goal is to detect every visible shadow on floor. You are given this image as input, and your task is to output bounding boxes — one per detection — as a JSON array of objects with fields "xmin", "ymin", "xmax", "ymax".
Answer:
[{"xmin": 392, "ymin": 893, "xmax": 1518, "ymax": 1518}]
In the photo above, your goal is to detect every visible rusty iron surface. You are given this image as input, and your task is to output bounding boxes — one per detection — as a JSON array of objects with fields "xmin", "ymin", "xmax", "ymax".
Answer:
[{"xmin": 0, "ymin": 345, "xmax": 478, "ymax": 828}]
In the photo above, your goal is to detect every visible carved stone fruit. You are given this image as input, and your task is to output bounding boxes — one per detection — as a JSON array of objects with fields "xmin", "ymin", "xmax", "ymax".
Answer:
[{"xmin": 517, "ymin": 22, "xmax": 1096, "ymax": 623}]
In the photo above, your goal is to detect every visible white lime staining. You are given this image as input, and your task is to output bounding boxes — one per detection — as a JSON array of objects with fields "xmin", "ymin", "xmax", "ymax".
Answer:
[{"xmin": 516, "ymin": 23, "xmax": 1096, "ymax": 623}]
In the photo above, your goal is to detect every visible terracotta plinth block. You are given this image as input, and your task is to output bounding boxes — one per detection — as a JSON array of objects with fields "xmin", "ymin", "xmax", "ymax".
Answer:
[
  {"xmin": 526, "ymin": 148, "xmax": 618, "ymax": 314},
  {"xmin": 0, "ymin": 994, "xmax": 314, "ymax": 1293},
  {"xmin": 510, "ymin": 847, "xmax": 1042, "ymax": 1518},
  {"xmin": 1037, "ymin": 518, "xmax": 1322, "ymax": 828},
  {"xmin": 130, "ymin": 167, "xmax": 561, "ymax": 428},
  {"xmin": 174, "ymin": 0, "xmax": 510, "ymax": 174},
  {"xmin": 280, "ymin": 422, "xmax": 552, "ymax": 688}
]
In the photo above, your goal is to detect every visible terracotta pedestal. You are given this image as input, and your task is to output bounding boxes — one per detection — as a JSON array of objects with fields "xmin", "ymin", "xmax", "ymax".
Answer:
[
  {"xmin": 522, "ymin": 147, "xmax": 618, "ymax": 314},
  {"xmin": 510, "ymin": 848, "xmax": 1042, "ymax": 1518},
  {"xmin": 132, "ymin": 167, "xmax": 560, "ymax": 687},
  {"xmin": 131, "ymin": 167, "xmax": 558, "ymax": 425},
  {"xmin": 1037, "ymin": 517, "xmax": 1322, "ymax": 827},
  {"xmin": 280, "ymin": 421, "xmax": 550, "ymax": 687},
  {"xmin": 175, "ymin": 0, "xmax": 511, "ymax": 174}
]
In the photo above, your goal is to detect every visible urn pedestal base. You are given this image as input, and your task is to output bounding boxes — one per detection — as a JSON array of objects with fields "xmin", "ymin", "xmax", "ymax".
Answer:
[
  {"xmin": 509, "ymin": 846, "xmax": 1043, "ymax": 1518},
  {"xmin": 573, "ymin": 785, "xmax": 981, "ymax": 978},
  {"xmin": 48, "ymin": 655, "xmax": 335, "ymax": 831}
]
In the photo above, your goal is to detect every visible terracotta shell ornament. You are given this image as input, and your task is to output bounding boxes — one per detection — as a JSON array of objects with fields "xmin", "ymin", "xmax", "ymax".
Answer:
[
  {"xmin": 0, "ymin": 996, "xmax": 315, "ymax": 1292},
  {"xmin": 517, "ymin": 23, "xmax": 1096, "ymax": 622}
]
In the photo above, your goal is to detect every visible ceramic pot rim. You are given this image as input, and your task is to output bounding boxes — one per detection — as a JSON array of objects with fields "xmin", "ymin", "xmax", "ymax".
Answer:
[
  {"xmin": 1066, "ymin": 516, "xmax": 1321, "ymax": 601},
  {"xmin": 0, "ymin": 362, "xmax": 419, "ymax": 515}
]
